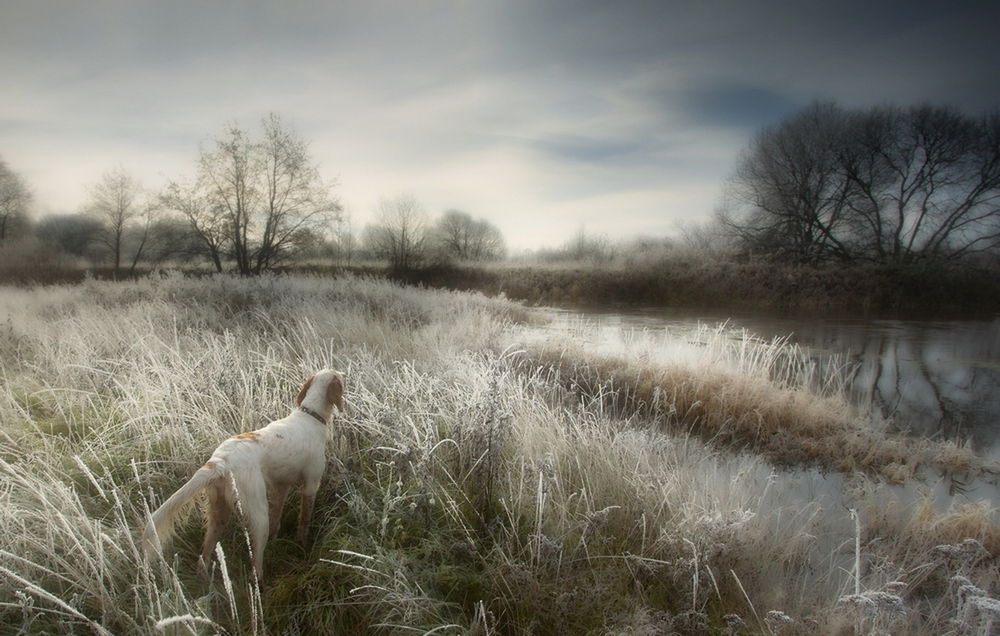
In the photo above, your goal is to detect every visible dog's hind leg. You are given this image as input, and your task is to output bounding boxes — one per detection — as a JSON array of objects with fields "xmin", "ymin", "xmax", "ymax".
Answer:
[
  {"xmin": 296, "ymin": 492, "xmax": 316, "ymax": 545},
  {"xmin": 268, "ymin": 483, "xmax": 290, "ymax": 539},
  {"xmin": 198, "ymin": 482, "xmax": 230, "ymax": 576},
  {"xmin": 296, "ymin": 474, "xmax": 321, "ymax": 545},
  {"xmin": 248, "ymin": 510, "xmax": 269, "ymax": 581},
  {"xmin": 238, "ymin": 471, "xmax": 270, "ymax": 581}
]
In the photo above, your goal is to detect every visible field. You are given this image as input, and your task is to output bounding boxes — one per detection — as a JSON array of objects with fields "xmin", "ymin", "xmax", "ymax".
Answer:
[{"xmin": 0, "ymin": 273, "xmax": 998, "ymax": 634}]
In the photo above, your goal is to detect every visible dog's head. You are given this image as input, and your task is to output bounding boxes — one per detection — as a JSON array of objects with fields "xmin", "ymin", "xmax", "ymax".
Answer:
[{"xmin": 296, "ymin": 369, "xmax": 346, "ymax": 416}]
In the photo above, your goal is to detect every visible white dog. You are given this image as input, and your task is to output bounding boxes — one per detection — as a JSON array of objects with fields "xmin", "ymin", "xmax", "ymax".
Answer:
[{"xmin": 143, "ymin": 369, "xmax": 345, "ymax": 580}]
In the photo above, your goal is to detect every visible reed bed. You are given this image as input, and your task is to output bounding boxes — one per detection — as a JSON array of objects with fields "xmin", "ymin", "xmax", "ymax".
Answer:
[
  {"xmin": 0, "ymin": 273, "xmax": 996, "ymax": 634},
  {"xmin": 516, "ymin": 319, "xmax": 997, "ymax": 483}
]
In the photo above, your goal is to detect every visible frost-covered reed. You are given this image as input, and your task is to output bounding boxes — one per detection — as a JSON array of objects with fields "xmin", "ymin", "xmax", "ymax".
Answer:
[
  {"xmin": 0, "ymin": 273, "xmax": 996, "ymax": 634},
  {"xmin": 520, "ymin": 315, "xmax": 996, "ymax": 482}
]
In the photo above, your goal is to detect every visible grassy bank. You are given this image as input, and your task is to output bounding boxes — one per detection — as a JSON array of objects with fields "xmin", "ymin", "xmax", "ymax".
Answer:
[
  {"xmin": 516, "ymin": 322, "xmax": 1000, "ymax": 484},
  {"xmin": 1, "ymin": 274, "xmax": 998, "ymax": 634}
]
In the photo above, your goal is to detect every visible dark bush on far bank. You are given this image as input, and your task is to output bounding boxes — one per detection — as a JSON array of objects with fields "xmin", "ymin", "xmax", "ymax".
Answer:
[{"xmin": 389, "ymin": 258, "xmax": 1000, "ymax": 315}]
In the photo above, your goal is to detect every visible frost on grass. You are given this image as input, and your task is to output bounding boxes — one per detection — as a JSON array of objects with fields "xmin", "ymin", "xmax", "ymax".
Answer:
[
  {"xmin": 764, "ymin": 610, "xmax": 794, "ymax": 625},
  {"xmin": 950, "ymin": 574, "xmax": 1000, "ymax": 634},
  {"xmin": 0, "ymin": 273, "xmax": 997, "ymax": 634},
  {"xmin": 933, "ymin": 537, "xmax": 991, "ymax": 562},
  {"xmin": 838, "ymin": 591, "xmax": 908, "ymax": 616}
]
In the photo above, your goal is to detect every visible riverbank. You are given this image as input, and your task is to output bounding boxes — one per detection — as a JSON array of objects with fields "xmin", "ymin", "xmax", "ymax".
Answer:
[{"xmin": 384, "ymin": 259, "xmax": 1000, "ymax": 316}]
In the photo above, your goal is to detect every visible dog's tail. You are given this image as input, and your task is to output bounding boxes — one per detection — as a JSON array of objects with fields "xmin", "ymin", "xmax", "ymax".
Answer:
[{"xmin": 142, "ymin": 460, "xmax": 226, "ymax": 562}]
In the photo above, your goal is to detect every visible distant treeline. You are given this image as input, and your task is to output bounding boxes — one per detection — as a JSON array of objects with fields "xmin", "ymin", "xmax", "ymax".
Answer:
[{"xmin": 2, "ymin": 101, "xmax": 999, "ymax": 310}]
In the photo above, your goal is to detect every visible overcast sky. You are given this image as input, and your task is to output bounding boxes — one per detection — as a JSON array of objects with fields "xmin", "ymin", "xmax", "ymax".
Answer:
[{"xmin": 2, "ymin": 1, "xmax": 998, "ymax": 249}]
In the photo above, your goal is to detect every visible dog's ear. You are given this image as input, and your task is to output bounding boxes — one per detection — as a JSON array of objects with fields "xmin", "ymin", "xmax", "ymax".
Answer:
[
  {"xmin": 295, "ymin": 375, "xmax": 315, "ymax": 406},
  {"xmin": 326, "ymin": 374, "xmax": 345, "ymax": 413}
]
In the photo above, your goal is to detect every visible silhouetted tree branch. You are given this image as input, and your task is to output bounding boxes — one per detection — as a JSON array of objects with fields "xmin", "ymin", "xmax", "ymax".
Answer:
[{"xmin": 723, "ymin": 102, "xmax": 1000, "ymax": 264}]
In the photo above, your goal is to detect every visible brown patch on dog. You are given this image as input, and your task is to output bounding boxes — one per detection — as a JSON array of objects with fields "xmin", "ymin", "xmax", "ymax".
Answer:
[
  {"xmin": 275, "ymin": 434, "xmax": 284, "ymax": 439},
  {"xmin": 326, "ymin": 373, "xmax": 345, "ymax": 413},
  {"xmin": 202, "ymin": 461, "xmax": 216, "ymax": 470},
  {"xmin": 295, "ymin": 375, "xmax": 315, "ymax": 406},
  {"xmin": 233, "ymin": 432, "xmax": 260, "ymax": 441}
]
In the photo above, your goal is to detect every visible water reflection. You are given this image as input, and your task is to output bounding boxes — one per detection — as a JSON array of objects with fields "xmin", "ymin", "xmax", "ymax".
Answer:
[
  {"xmin": 539, "ymin": 307, "xmax": 1000, "ymax": 461},
  {"xmin": 844, "ymin": 322, "xmax": 1000, "ymax": 456}
]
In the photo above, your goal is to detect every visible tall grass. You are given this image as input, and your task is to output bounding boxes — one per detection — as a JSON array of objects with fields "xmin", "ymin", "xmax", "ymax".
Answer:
[{"xmin": 0, "ymin": 273, "xmax": 996, "ymax": 634}]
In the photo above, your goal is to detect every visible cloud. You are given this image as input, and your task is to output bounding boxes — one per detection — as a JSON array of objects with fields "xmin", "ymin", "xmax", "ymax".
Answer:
[
  {"xmin": 679, "ymin": 85, "xmax": 802, "ymax": 129},
  {"xmin": 1, "ymin": 0, "xmax": 998, "ymax": 247},
  {"xmin": 528, "ymin": 134, "xmax": 648, "ymax": 166}
]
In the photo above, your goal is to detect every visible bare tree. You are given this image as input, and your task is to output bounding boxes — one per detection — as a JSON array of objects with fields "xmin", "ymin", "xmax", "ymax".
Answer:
[
  {"xmin": 87, "ymin": 167, "xmax": 146, "ymax": 275},
  {"xmin": 197, "ymin": 114, "xmax": 340, "ymax": 275},
  {"xmin": 723, "ymin": 101, "xmax": 1000, "ymax": 264},
  {"xmin": 433, "ymin": 209, "xmax": 506, "ymax": 261},
  {"xmin": 141, "ymin": 217, "xmax": 202, "ymax": 266},
  {"xmin": 0, "ymin": 158, "xmax": 32, "ymax": 241},
  {"xmin": 722, "ymin": 102, "xmax": 854, "ymax": 263},
  {"xmin": 334, "ymin": 210, "xmax": 356, "ymax": 266},
  {"xmin": 363, "ymin": 194, "xmax": 429, "ymax": 270},
  {"xmin": 125, "ymin": 203, "xmax": 156, "ymax": 276},
  {"xmin": 562, "ymin": 226, "xmax": 615, "ymax": 263},
  {"xmin": 199, "ymin": 124, "xmax": 257, "ymax": 274},
  {"xmin": 161, "ymin": 180, "xmax": 227, "ymax": 272},
  {"xmin": 255, "ymin": 114, "xmax": 341, "ymax": 272}
]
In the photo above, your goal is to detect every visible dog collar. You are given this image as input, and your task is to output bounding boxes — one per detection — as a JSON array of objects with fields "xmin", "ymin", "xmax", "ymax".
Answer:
[{"xmin": 299, "ymin": 406, "xmax": 327, "ymax": 425}]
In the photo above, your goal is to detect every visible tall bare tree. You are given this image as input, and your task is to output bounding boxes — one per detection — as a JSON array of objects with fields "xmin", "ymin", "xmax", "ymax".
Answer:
[
  {"xmin": 433, "ymin": 209, "xmax": 506, "ymax": 261},
  {"xmin": 87, "ymin": 167, "xmax": 146, "ymax": 275},
  {"xmin": 125, "ymin": 209, "xmax": 150, "ymax": 276},
  {"xmin": 0, "ymin": 158, "xmax": 32, "ymax": 241},
  {"xmin": 197, "ymin": 114, "xmax": 340, "ymax": 275},
  {"xmin": 198, "ymin": 125, "xmax": 257, "ymax": 274},
  {"xmin": 363, "ymin": 194, "xmax": 429, "ymax": 270},
  {"xmin": 851, "ymin": 105, "xmax": 1000, "ymax": 262}
]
